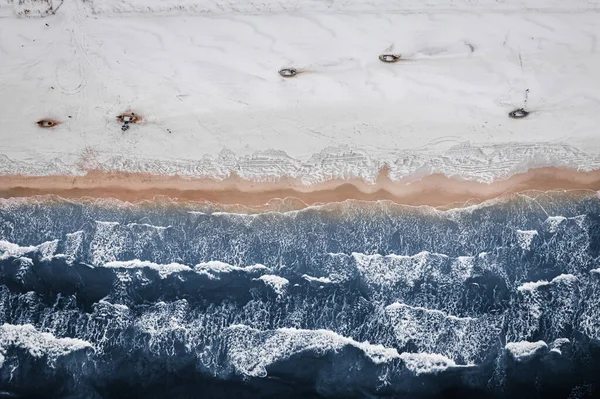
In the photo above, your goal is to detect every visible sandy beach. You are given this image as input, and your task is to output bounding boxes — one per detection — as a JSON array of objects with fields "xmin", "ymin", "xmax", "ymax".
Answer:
[{"xmin": 1, "ymin": 167, "xmax": 599, "ymax": 208}]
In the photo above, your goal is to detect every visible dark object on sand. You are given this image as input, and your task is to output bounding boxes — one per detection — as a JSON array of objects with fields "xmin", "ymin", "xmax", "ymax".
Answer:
[
  {"xmin": 117, "ymin": 113, "xmax": 140, "ymax": 124},
  {"xmin": 509, "ymin": 108, "xmax": 529, "ymax": 119},
  {"xmin": 117, "ymin": 112, "xmax": 141, "ymax": 131},
  {"xmin": 379, "ymin": 54, "xmax": 401, "ymax": 63},
  {"xmin": 279, "ymin": 68, "xmax": 297, "ymax": 77},
  {"xmin": 36, "ymin": 119, "xmax": 56, "ymax": 128}
]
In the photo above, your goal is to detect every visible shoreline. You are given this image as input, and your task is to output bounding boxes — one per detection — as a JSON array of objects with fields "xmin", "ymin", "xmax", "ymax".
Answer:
[{"xmin": 1, "ymin": 167, "xmax": 600, "ymax": 208}]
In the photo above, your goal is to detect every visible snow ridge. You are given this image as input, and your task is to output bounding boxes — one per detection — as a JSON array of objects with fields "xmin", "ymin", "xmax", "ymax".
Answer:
[{"xmin": 1, "ymin": 143, "xmax": 599, "ymax": 185}]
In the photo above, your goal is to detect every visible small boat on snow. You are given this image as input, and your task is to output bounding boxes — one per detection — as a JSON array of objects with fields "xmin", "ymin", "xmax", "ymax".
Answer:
[
  {"xmin": 36, "ymin": 119, "xmax": 56, "ymax": 128},
  {"xmin": 279, "ymin": 68, "xmax": 298, "ymax": 77},
  {"xmin": 379, "ymin": 54, "xmax": 401, "ymax": 63},
  {"xmin": 508, "ymin": 108, "xmax": 529, "ymax": 119}
]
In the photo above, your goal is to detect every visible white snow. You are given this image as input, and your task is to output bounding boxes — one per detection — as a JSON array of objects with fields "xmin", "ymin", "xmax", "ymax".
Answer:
[
  {"xmin": 505, "ymin": 340, "xmax": 548, "ymax": 362},
  {"xmin": 0, "ymin": 0, "xmax": 62, "ymax": 17},
  {"xmin": 1, "ymin": 0, "xmax": 600, "ymax": 182},
  {"xmin": 50, "ymin": 0, "xmax": 600, "ymax": 16}
]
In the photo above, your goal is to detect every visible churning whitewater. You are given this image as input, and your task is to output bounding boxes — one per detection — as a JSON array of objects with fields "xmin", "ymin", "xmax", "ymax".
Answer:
[{"xmin": 0, "ymin": 192, "xmax": 600, "ymax": 398}]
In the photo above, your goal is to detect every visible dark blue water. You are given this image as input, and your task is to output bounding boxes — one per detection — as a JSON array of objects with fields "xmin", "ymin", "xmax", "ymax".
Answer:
[{"xmin": 0, "ymin": 192, "xmax": 599, "ymax": 399}]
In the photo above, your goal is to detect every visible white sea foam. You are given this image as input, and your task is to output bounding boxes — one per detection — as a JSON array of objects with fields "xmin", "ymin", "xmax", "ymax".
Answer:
[
  {"xmin": 551, "ymin": 274, "xmax": 578, "ymax": 284},
  {"xmin": 64, "ymin": 231, "xmax": 84, "ymax": 262},
  {"xmin": 0, "ymin": 324, "xmax": 91, "ymax": 368},
  {"xmin": 103, "ymin": 260, "xmax": 192, "ymax": 278},
  {"xmin": 385, "ymin": 303, "xmax": 500, "ymax": 364},
  {"xmin": 99, "ymin": 259, "xmax": 270, "ymax": 280},
  {"xmin": 0, "ymin": 240, "xmax": 37, "ymax": 258},
  {"xmin": 399, "ymin": 352, "xmax": 458, "ymax": 375},
  {"xmin": 225, "ymin": 325, "xmax": 400, "ymax": 378},
  {"xmin": 37, "ymin": 240, "xmax": 59, "ymax": 259},
  {"xmin": 90, "ymin": 221, "xmax": 127, "ymax": 265},
  {"xmin": 570, "ymin": 215, "xmax": 587, "ymax": 229},
  {"xmin": 386, "ymin": 303, "xmax": 476, "ymax": 322},
  {"xmin": 518, "ymin": 280, "xmax": 550, "ymax": 292},
  {"xmin": 126, "ymin": 223, "xmax": 171, "ymax": 230},
  {"xmin": 549, "ymin": 338, "xmax": 570, "ymax": 355},
  {"xmin": 0, "ymin": 239, "xmax": 58, "ymax": 260},
  {"xmin": 136, "ymin": 300, "xmax": 189, "ymax": 340},
  {"xmin": 255, "ymin": 275, "xmax": 289, "ymax": 295},
  {"xmin": 349, "ymin": 251, "xmax": 472, "ymax": 290},
  {"xmin": 509, "ymin": 273, "xmax": 581, "ymax": 344},
  {"xmin": 516, "ymin": 230, "xmax": 538, "ymax": 250},
  {"xmin": 194, "ymin": 261, "xmax": 269, "ymax": 280},
  {"xmin": 505, "ymin": 340, "xmax": 548, "ymax": 362},
  {"xmin": 518, "ymin": 274, "xmax": 578, "ymax": 292},
  {"xmin": 94, "ymin": 221, "xmax": 120, "ymax": 226},
  {"xmin": 544, "ymin": 216, "xmax": 567, "ymax": 233},
  {"xmin": 100, "ymin": 301, "xmax": 130, "ymax": 312},
  {"xmin": 301, "ymin": 274, "xmax": 335, "ymax": 285}
]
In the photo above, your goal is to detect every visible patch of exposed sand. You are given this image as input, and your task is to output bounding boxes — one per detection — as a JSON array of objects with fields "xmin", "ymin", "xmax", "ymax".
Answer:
[{"xmin": 1, "ymin": 167, "xmax": 599, "ymax": 209}]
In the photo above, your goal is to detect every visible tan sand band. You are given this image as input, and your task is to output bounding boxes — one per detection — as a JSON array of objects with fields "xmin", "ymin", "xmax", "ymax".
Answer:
[{"xmin": 1, "ymin": 167, "xmax": 599, "ymax": 208}]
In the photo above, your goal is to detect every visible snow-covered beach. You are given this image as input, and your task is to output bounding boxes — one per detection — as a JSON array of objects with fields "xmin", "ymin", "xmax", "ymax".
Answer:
[
  {"xmin": 1, "ymin": 0, "xmax": 600, "ymax": 193},
  {"xmin": 3, "ymin": 3, "xmax": 600, "ymax": 397}
]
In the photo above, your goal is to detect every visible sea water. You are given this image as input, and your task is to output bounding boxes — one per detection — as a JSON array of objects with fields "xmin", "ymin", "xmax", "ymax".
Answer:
[{"xmin": 0, "ymin": 191, "xmax": 599, "ymax": 398}]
